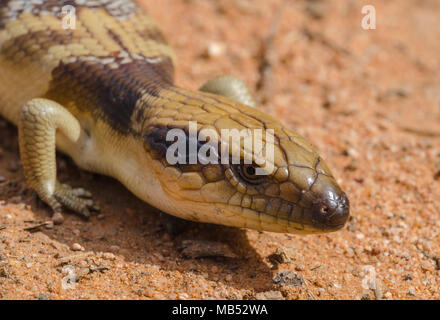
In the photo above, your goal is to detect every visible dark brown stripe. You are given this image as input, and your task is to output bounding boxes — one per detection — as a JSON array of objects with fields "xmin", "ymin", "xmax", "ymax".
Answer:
[
  {"xmin": 46, "ymin": 58, "xmax": 173, "ymax": 135},
  {"xmin": 0, "ymin": 0, "xmax": 138, "ymax": 26},
  {"xmin": 137, "ymin": 27, "xmax": 168, "ymax": 45},
  {"xmin": 1, "ymin": 29, "xmax": 75, "ymax": 61}
]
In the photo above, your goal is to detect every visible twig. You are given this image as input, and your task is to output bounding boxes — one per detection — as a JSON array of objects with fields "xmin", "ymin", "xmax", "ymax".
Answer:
[
  {"xmin": 89, "ymin": 266, "xmax": 110, "ymax": 274},
  {"xmin": 399, "ymin": 126, "xmax": 440, "ymax": 137},
  {"xmin": 23, "ymin": 222, "xmax": 50, "ymax": 232},
  {"xmin": 301, "ymin": 26, "xmax": 351, "ymax": 56},
  {"xmin": 256, "ymin": 0, "xmax": 289, "ymax": 105},
  {"xmin": 310, "ymin": 264, "xmax": 321, "ymax": 271}
]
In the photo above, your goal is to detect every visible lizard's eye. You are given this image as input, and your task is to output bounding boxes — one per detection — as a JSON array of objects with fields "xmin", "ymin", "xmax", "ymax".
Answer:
[{"xmin": 238, "ymin": 163, "xmax": 266, "ymax": 184}]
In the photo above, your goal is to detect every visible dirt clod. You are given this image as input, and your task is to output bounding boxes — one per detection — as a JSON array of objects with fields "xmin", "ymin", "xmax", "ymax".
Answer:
[{"xmin": 273, "ymin": 271, "xmax": 304, "ymax": 287}]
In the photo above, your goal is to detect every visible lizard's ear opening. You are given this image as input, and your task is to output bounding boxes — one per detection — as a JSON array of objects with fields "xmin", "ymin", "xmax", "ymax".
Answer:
[{"xmin": 143, "ymin": 126, "xmax": 170, "ymax": 160}]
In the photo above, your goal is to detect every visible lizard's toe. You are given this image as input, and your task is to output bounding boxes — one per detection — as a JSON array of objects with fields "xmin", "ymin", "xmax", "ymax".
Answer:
[{"xmin": 54, "ymin": 184, "xmax": 99, "ymax": 218}]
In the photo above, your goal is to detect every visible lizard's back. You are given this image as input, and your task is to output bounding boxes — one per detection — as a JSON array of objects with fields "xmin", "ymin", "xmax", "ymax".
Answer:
[{"xmin": 0, "ymin": 0, "xmax": 175, "ymax": 130}]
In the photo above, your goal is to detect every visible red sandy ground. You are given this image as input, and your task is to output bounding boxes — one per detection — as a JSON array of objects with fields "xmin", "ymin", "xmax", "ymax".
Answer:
[{"xmin": 0, "ymin": 0, "xmax": 439, "ymax": 299}]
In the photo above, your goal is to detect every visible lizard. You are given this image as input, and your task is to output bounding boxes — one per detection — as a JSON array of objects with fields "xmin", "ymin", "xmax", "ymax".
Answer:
[{"xmin": 0, "ymin": 0, "xmax": 349, "ymax": 234}]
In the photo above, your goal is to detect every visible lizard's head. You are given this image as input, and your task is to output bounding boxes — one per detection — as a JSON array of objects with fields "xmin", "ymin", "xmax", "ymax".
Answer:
[{"xmin": 142, "ymin": 91, "xmax": 349, "ymax": 234}]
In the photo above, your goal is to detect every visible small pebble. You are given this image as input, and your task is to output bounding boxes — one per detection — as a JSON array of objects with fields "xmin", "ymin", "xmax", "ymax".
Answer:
[
  {"xmin": 178, "ymin": 293, "xmax": 189, "ymax": 300},
  {"xmin": 36, "ymin": 293, "xmax": 50, "ymax": 300},
  {"xmin": 295, "ymin": 264, "xmax": 305, "ymax": 271},
  {"xmin": 273, "ymin": 271, "xmax": 304, "ymax": 287},
  {"xmin": 103, "ymin": 252, "xmax": 116, "ymax": 261},
  {"xmin": 110, "ymin": 245, "xmax": 120, "ymax": 253},
  {"xmin": 408, "ymin": 286, "xmax": 415, "ymax": 296},
  {"xmin": 356, "ymin": 233, "xmax": 365, "ymax": 240},
  {"xmin": 206, "ymin": 42, "xmax": 226, "ymax": 58},
  {"xmin": 177, "ymin": 240, "xmax": 237, "ymax": 259},
  {"xmin": 0, "ymin": 176, "xmax": 6, "ymax": 183},
  {"xmin": 44, "ymin": 221, "xmax": 54, "ymax": 229},
  {"xmin": 255, "ymin": 290, "xmax": 283, "ymax": 300},
  {"xmin": 267, "ymin": 247, "xmax": 290, "ymax": 268},
  {"xmin": 225, "ymin": 274, "xmax": 233, "ymax": 282},
  {"xmin": 72, "ymin": 229, "xmax": 80, "ymax": 236},
  {"xmin": 71, "ymin": 243, "xmax": 83, "ymax": 251},
  {"xmin": 384, "ymin": 292, "xmax": 393, "ymax": 300}
]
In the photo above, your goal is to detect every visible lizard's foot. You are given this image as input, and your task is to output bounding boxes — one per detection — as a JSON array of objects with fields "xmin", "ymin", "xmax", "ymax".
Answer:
[
  {"xmin": 49, "ymin": 183, "xmax": 100, "ymax": 222},
  {"xmin": 18, "ymin": 98, "xmax": 99, "ymax": 224}
]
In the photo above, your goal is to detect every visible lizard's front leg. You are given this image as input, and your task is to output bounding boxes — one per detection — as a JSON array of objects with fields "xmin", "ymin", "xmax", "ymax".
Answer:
[{"xmin": 18, "ymin": 98, "xmax": 99, "ymax": 224}]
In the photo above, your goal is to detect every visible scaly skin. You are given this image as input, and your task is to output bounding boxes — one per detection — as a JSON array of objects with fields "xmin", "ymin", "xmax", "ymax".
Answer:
[{"xmin": 0, "ymin": 0, "xmax": 349, "ymax": 233}]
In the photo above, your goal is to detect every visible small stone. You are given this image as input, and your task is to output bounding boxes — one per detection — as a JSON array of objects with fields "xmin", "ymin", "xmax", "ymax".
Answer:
[
  {"xmin": 344, "ymin": 161, "xmax": 358, "ymax": 171},
  {"xmin": 225, "ymin": 274, "xmax": 233, "ymax": 282},
  {"xmin": 36, "ymin": 293, "xmax": 50, "ymax": 300},
  {"xmin": 0, "ymin": 176, "xmax": 6, "ymax": 183},
  {"xmin": 295, "ymin": 264, "xmax": 305, "ymax": 271},
  {"xmin": 52, "ymin": 212, "xmax": 64, "ymax": 225},
  {"xmin": 177, "ymin": 240, "xmax": 237, "ymax": 259},
  {"xmin": 268, "ymin": 247, "xmax": 290, "ymax": 268},
  {"xmin": 384, "ymin": 292, "xmax": 393, "ymax": 300},
  {"xmin": 178, "ymin": 293, "xmax": 189, "ymax": 300},
  {"xmin": 255, "ymin": 290, "xmax": 283, "ymax": 300},
  {"xmin": 404, "ymin": 273, "xmax": 413, "ymax": 281},
  {"xmin": 44, "ymin": 221, "xmax": 54, "ymax": 229},
  {"xmin": 110, "ymin": 245, "xmax": 120, "ymax": 253},
  {"xmin": 71, "ymin": 243, "xmax": 83, "ymax": 251},
  {"xmin": 408, "ymin": 286, "xmax": 415, "ymax": 296},
  {"xmin": 356, "ymin": 233, "xmax": 365, "ymax": 240},
  {"xmin": 273, "ymin": 271, "xmax": 304, "ymax": 287},
  {"xmin": 435, "ymin": 256, "xmax": 440, "ymax": 270},
  {"xmin": 103, "ymin": 252, "xmax": 116, "ymax": 261},
  {"xmin": 72, "ymin": 229, "xmax": 80, "ymax": 236},
  {"xmin": 206, "ymin": 42, "xmax": 226, "ymax": 58}
]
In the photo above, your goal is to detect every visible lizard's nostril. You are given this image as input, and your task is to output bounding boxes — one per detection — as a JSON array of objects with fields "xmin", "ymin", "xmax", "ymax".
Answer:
[
  {"xmin": 313, "ymin": 191, "xmax": 350, "ymax": 229},
  {"xmin": 320, "ymin": 205, "xmax": 329, "ymax": 215}
]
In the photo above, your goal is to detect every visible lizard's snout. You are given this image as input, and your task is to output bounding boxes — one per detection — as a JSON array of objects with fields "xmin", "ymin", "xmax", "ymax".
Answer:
[{"xmin": 311, "ymin": 190, "xmax": 350, "ymax": 231}]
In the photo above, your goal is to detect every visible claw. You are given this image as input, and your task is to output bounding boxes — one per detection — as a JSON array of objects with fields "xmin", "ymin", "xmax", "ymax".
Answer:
[
  {"xmin": 52, "ymin": 183, "xmax": 99, "ymax": 219},
  {"xmin": 71, "ymin": 188, "xmax": 93, "ymax": 198}
]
